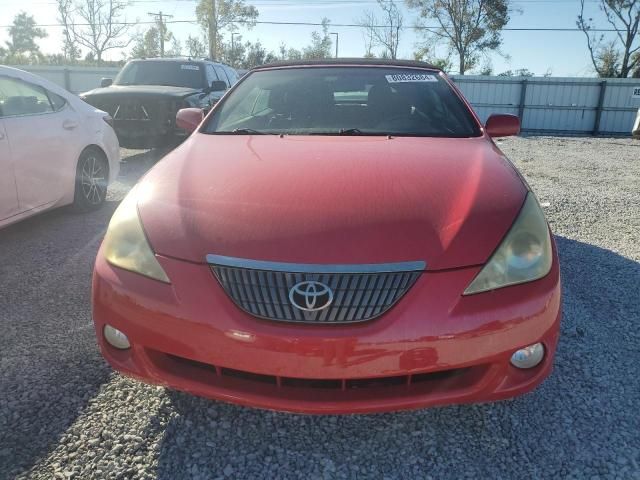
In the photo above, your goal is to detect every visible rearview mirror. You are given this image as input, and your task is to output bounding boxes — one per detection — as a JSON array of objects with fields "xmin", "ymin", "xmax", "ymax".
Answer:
[
  {"xmin": 485, "ymin": 114, "xmax": 521, "ymax": 138},
  {"xmin": 209, "ymin": 80, "xmax": 227, "ymax": 92},
  {"xmin": 100, "ymin": 78, "xmax": 113, "ymax": 88},
  {"xmin": 176, "ymin": 108, "xmax": 204, "ymax": 133}
]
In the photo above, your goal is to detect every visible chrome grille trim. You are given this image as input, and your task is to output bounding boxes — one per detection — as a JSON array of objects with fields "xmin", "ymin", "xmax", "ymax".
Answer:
[
  {"xmin": 208, "ymin": 255, "xmax": 425, "ymax": 324},
  {"xmin": 206, "ymin": 254, "xmax": 425, "ymax": 274}
]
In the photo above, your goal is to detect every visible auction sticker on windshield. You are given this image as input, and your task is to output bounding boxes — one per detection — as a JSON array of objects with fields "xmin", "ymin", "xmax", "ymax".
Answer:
[
  {"xmin": 385, "ymin": 73, "xmax": 438, "ymax": 83},
  {"xmin": 181, "ymin": 65, "xmax": 200, "ymax": 70}
]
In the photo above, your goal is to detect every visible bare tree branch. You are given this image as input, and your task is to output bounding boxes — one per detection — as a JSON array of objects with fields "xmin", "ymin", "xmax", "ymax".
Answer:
[
  {"xmin": 357, "ymin": 0, "xmax": 403, "ymax": 59},
  {"xmin": 57, "ymin": 0, "xmax": 133, "ymax": 64},
  {"xmin": 577, "ymin": 0, "xmax": 640, "ymax": 77}
]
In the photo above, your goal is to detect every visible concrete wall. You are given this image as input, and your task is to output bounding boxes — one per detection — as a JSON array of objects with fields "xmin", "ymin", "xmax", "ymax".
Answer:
[{"xmin": 16, "ymin": 65, "xmax": 120, "ymax": 94}]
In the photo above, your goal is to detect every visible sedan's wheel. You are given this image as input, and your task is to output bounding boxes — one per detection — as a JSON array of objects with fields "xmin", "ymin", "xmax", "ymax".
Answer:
[{"xmin": 73, "ymin": 149, "xmax": 108, "ymax": 212}]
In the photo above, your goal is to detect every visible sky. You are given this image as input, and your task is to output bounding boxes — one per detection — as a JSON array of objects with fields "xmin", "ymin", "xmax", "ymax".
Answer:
[{"xmin": 0, "ymin": 0, "xmax": 626, "ymax": 76}]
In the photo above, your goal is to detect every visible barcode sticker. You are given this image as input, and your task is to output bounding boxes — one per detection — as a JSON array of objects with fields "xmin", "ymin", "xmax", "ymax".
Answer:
[
  {"xmin": 385, "ymin": 74, "xmax": 438, "ymax": 83},
  {"xmin": 181, "ymin": 65, "xmax": 200, "ymax": 71}
]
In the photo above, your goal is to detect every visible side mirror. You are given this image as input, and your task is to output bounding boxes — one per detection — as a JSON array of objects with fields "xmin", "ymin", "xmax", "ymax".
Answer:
[
  {"xmin": 209, "ymin": 80, "xmax": 228, "ymax": 92},
  {"xmin": 100, "ymin": 78, "xmax": 113, "ymax": 88},
  {"xmin": 176, "ymin": 108, "xmax": 204, "ymax": 133},
  {"xmin": 485, "ymin": 114, "xmax": 521, "ymax": 138}
]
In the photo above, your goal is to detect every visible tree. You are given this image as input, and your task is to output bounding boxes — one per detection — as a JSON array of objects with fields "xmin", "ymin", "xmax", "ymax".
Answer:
[
  {"xmin": 413, "ymin": 45, "xmax": 452, "ymax": 71},
  {"xmin": 595, "ymin": 41, "xmax": 622, "ymax": 77},
  {"xmin": 45, "ymin": 53, "xmax": 68, "ymax": 65},
  {"xmin": 219, "ymin": 35, "xmax": 246, "ymax": 65},
  {"xmin": 195, "ymin": 0, "xmax": 258, "ymax": 60},
  {"xmin": 286, "ymin": 47, "xmax": 303, "ymax": 60},
  {"xmin": 62, "ymin": 36, "xmax": 82, "ymax": 62},
  {"xmin": 302, "ymin": 18, "xmax": 333, "ymax": 60},
  {"xmin": 278, "ymin": 42, "xmax": 302, "ymax": 60},
  {"xmin": 4, "ymin": 12, "xmax": 47, "ymax": 61},
  {"xmin": 132, "ymin": 28, "xmax": 160, "ymax": 58},
  {"xmin": 57, "ymin": 0, "xmax": 81, "ymax": 62},
  {"xmin": 478, "ymin": 60, "xmax": 493, "ymax": 75},
  {"xmin": 57, "ymin": 0, "xmax": 133, "ymax": 65},
  {"xmin": 240, "ymin": 41, "xmax": 277, "ymax": 68},
  {"xmin": 577, "ymin": 0, "xmax": 640, "ymax": 78},
  {"xmin": 406, "ymin": 0, "xmax": 511, "ymax": 75},
  {"xmin": 186, "ymin": 35, "xmax": 207, "ymax": 58},
  {"xmin": 357, "ymin": 0, "xmax": 403, "ymax": 59},
  {"xmin": 168, "ymin": 38, "xmax": 182, "ymax": 57},
  {"xmin": 498, "ymin": 68, "xmax": 534, "ymax": 77},
  {"xmin": 131, "ymin": 20, "xmax": 174, "ymax": 59}
]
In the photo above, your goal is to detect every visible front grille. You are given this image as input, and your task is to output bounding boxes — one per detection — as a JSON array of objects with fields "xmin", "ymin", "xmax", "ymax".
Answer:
[
  {"xmin": 91, "ymin": 98, "xmax": 175, "ymax": 123},
  {"xmin": 208, "ymin": 255, "xmax": 424, "ymax": 324},
  {"xmin": 163, "ymin": 353, "xmax": 471, "ymax": 391},
  {"xmin": 113, "ymin": 101, "xmax": 151, "ymax": 121}
]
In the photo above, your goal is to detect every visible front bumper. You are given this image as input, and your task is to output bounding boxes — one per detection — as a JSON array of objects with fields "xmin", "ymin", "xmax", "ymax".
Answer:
[
  {"xmin": 113, "ymin": 119, "xmax": 187, "ymax": 149},
  {"xmin": 101, "ymin": 125, "xmax": 120, "ymax": 184},
  {"xmin": 92, "ymin": 245, "xmax": 562, "ymax": 414}
]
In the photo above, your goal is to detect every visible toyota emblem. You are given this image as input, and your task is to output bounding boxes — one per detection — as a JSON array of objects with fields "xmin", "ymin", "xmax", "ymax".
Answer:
[{"xmin": 289, "ymin": 281, "xmax": 333, "ymax": 312}]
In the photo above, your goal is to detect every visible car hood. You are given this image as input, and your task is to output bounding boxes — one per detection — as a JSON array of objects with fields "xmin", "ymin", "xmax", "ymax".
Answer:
[
  {"xmin": 137, "ymin": 135, "xmax": 527, "ymax": 270},
  {"xmin": 82, "ymin": 85, "xmax": 200, "ymax": 99}
]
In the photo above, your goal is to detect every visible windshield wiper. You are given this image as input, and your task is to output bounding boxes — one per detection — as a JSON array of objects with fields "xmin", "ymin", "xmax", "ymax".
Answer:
[
  {"xmin": 338, "ymin": 128, "xmax": 364, "ymax": 135},
  {"xmin": 229, "ymin": 128, "xmax": 271, "ymax": 135}
]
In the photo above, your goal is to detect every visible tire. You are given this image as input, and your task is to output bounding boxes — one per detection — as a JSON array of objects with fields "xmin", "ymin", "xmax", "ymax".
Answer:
[{"xmin": 72, "ymin": 148, "xmax": 109, "ymax": 212}]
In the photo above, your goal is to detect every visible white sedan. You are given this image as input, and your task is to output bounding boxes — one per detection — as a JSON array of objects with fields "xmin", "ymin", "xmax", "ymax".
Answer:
[{"xmin": 0, "ymin": 66, "xmax": 119, "ymax": 228}]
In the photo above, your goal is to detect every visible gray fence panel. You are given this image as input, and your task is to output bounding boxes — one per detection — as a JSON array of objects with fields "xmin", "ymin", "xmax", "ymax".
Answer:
[
  {"xmin": 451, "ymin": 75, "xmax": 640, "ymax": 136},
  {"xmin": 600, "ymin": 84, "xmax": 640, "ymax": 133},
  {"xmin": 599, "ymin": 109, "xmax": 637, "ymax": 133}
]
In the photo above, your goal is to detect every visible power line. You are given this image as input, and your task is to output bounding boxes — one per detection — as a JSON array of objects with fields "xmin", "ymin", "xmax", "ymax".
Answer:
[{"xmin": 0, "ymin": 18, "xmax": 628, "ymax": 32}]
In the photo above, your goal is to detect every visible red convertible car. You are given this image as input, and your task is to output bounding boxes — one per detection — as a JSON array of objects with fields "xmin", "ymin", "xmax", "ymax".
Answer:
[{"xmin": 92, "ymin": 60, "xmax": 561, "ymax": 414}]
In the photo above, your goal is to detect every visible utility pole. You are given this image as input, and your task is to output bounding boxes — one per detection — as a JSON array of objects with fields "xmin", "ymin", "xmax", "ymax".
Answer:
[
  {"xmin": 330, "ymin": 32, "xmax": 339, "ymax": 58},
  {"xmin": 148, "ymin": 11, "xmax": 173, "ymax": 57},
  {"xmin": 209, "ymin": 0, "xmax": 217, "ymax": 60}
]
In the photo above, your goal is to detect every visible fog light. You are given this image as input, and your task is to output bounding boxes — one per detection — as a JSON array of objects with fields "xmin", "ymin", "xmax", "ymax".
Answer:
[
  {"xmin": 510, "ymin": 343, "xmax": 544, "ymax": 369},
  {"xmin": 104, "ymin": 325, "xmax": 131, "ymax": 350}
]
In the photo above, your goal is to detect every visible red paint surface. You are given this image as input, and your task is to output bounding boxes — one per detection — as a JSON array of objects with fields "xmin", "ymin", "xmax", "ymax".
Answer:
[
  {"xmin": 93, "ymin": 237, "xmax": 561, "ymax": 413},
  {"xmin": 485, "ymin": 114, "xmax": 522, "ymax": 138},
  {"xmin": 176, "ymin": 108, "xmax": 203, "ymax": 132},
  {"xmin": 138, "ymin": 134, "xmax": 525, "ymax": 271},
  {"xmin": 92, "ymin": 64, "xmax": 561, "ymax": 413}
]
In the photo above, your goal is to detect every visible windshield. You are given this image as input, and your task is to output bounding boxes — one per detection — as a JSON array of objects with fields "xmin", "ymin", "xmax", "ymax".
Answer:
[
  {"xmin": 114, "ymin": 61, "xmax": 205, "ymax": 89},
  {"xmin": 203, "ymin": 67, "xmax": 481, "ymax": 137}
]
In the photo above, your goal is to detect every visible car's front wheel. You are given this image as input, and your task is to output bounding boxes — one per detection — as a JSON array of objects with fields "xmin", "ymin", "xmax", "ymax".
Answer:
[{"xmin": 73, "ymin": 148, "xmax": 108, "ymax": 212}]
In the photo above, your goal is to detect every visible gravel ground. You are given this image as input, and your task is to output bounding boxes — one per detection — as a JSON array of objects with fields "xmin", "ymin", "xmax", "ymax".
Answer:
[{"xmin": 0, "ymin": 137, "xmax": 638, "ymax": 480}]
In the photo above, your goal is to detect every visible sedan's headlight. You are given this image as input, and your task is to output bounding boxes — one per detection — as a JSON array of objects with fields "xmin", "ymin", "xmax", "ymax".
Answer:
[
  {"xmin": 102, "ymin": 186, "xmax": 170, "ymax": 283},
  {"xmin": 464, "ymin": 193, "xmax": 552, "ymax": 295}
]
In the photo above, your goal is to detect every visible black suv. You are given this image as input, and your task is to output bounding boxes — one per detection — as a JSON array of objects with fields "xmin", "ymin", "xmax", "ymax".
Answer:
[{"xmin": 80, "ymin": 58, "xmax": 238, "ymax": 149}]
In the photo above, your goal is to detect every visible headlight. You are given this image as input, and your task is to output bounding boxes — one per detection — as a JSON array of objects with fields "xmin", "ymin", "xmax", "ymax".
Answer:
[
  {"xmin": 102, "ymin": 186, "xmax": 170, "ymax": 283},
  {"xmin": 464, "ymin": 193, "xmax": 552, "ymax": 295}
]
